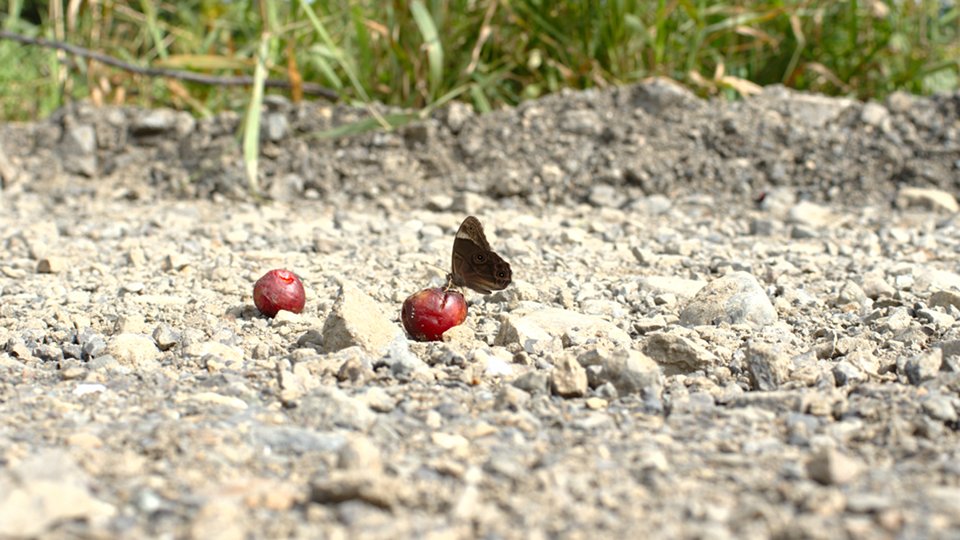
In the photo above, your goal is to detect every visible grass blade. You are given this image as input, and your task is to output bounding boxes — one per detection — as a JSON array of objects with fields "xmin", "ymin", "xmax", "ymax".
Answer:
[
  {"xmin": 410, "ymin": 0, "xmax": 443, "ymax": 100},
  {"xmin": 243, "ymin": 34, "xmax": 269, "ymax": 195}
]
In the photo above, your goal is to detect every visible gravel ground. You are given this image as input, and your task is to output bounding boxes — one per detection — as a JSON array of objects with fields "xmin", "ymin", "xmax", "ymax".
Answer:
[{"xmin": 1, "ymin": 81, "xmax": 959, "ymax": 539}]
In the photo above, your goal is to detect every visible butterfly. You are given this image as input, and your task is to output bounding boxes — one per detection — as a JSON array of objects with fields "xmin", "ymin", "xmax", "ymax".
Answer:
[{"xmin": 447, "ymin": 216, "xmax": 512, "ymax": 294}]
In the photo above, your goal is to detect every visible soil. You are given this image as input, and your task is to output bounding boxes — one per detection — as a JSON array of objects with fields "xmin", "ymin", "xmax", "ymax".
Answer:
[{"xmin": 0, "ymin": 79, "xmax": 959, "ymax": 539}]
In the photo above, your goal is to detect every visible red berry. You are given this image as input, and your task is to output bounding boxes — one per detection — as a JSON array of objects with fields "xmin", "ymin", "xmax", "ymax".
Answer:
[
  {"xmin": 401, "ymin": 287, "xmax": 467, "ymax": 341},
  {"xmin": 253, "ymin": 269, "xmax": 305, "ymax": 317}
]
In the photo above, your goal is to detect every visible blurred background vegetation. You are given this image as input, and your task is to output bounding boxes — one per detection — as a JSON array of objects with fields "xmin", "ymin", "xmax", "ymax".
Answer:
[{"xmin": 1, "ymin": 0, "xmax": 958, "ymax": 122}]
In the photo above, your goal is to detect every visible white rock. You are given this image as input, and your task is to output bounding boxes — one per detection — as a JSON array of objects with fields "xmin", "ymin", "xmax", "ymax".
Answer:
[
  {"xmin": 36, "ymin": 256, "xmax": 69, "ymax": 274},
  {"xmin": 787, "ymin": 201, "xmax": 834, "ymax": 228},
  {"xmin": 896, "ymin": 187, "xmax": 959, "ymax": 213},
  {"xmin": 495, "ymin": 307, "xmax": 631, "ymax": 353},
  {"xmin": 680, "ymin": 271, "xmax": 777, "ymax": 329},
  {"xmin": 860, "ymin": 102, "xmax": 889, "ymax": 127},
  {"xmin": 806, "ymin": 447, "xmax": 863, "ymax": 485},
  {"xmin": 180, "ymin": 392, "xmax": 248, "ymax": 410},
  {"xmin": 861, "ymin": 272, "xmax": 895, "ymax": 299},
  {"xmin": 636, "ymin": 276, "xmax": 707, "ymax": 299},
  {"xmin": 473, "ymin": 349, "xmax": 513, "ymax": 378},
  {"xmin": 322, "ymin": 282, "xmax": 402, "ymax": 355},
  {"xmin": 106, "ymin": 333, "xmax": 161, "ymax": 371},
  {"xmin": 0, "ymin": 451, "xmax": 116, "ymax": 537},
  {"xmin": 550, "ymin": 354, "xmax": 588, "ymax": 398},
  {"xmin": 337, "ymin": 435, "xmax": 383, "ymax": 471},
  {"xmin": 73, "ymin": 383, "xmax": 106, "ymax": 396},
  {"xmin": 183, "ymin": 341, "xmax": 244, "ymax": 368},
  {"xmin": 913, "ymin": 268, "xmax": 960, "ymax": 293}
]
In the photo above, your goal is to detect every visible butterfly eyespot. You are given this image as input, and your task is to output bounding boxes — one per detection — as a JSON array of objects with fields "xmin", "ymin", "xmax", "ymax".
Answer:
[
  {"xmin": 498, "ymin": 272, "xmax": 506, "ymax": 278},
  {"xmin": 473, "ymin": 254, "xmax": 486, "ymax": 263}
]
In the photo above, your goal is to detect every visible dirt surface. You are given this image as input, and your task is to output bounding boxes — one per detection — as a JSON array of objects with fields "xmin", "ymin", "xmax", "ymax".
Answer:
[{"xmin": 1, "ymin": 81, "xmax": 959, "ymax": 539}]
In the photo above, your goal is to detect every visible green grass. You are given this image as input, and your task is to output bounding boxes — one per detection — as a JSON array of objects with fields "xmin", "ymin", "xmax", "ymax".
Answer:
[{"xmin": 1, "ymin": 0, "xmax": 958, "ymax": 123}]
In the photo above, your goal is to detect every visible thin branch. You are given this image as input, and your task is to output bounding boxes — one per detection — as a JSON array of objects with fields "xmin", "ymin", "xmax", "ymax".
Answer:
[{"xmin": 0, "ymin": 29, "xmax": 339, "ymax": 100}]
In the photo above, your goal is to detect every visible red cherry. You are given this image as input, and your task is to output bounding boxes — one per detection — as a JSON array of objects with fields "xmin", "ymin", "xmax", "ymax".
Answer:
[
  {"xmin": 253, "ymin": 269, "xmax": 305, "ymax": 317},
  {"xmin": 401, "ymin": 287, "xmax": 467, "ymax": 341}
]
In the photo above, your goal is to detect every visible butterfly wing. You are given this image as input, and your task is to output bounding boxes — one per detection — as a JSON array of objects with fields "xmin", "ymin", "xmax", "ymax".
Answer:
[
  {"xmin": 450, "ymin": 216, "xmax": 512, "ymax": 294},
  {"xmin": 456, "ymin": 216, "xmax": 491, "ymax": 250}
]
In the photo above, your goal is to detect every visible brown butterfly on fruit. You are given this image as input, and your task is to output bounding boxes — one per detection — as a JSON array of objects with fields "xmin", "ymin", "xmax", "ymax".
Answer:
[{"xmin": 446, "ymin": 216, "xmax": 512, "ymax": 294}]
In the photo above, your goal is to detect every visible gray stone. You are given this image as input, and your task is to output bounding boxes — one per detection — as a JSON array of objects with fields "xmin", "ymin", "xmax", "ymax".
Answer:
[
  {"xmin": 680, "ymin": 271, "xmax": 777, "ymax": 329},
  {"xmin": 877, "ymin": 307, "xmax": 912, "ymax": 333},
  {"xmin": 669, "ymin": 391, "xmax": 716, "ymax": 415},
  {"xmin": 380, "ymin": 335, "xmax": 430, "ymax": 381},
  {"xmin": 295, "ymin": 386, "xmax": 378, "ymax": 431},
  {"xmin": 634, "ymin": 314, "xmax": 667, "ymax": 334},
  {"xmin": 749, "ymin": 218, "xmax": 776, "ymax": 236},
  {"xmin": 631, "ymin": 77, "xmax": 701, "ymax": 113},
  {"xmin": 832, "ymin": 360, "xmax": 867, "ymax": 387},
  {"xmin": 152, "ymin": 324, "xmax": 180, "ymax": 351},
  {"xmin": 862, "ymin": 273, "xmax": 894, "ymax": 299},
  {"xmin": 644, "ymin": 330, "xmax": 719, "ymax": 374},
  {"xmin": 358, "ymin": 386, "xmax": 395, "ymax": 413},
  {"xmin": 278, "ymin": 361, "xmax": 320, "ymax": 404},
  {"xmin": 745, "ymin": 342, "xmax": 791, "ymax": 390},
  {"xmin": 87, "ymin": 355, "xmax": 123, "ymax": 372},
  {"xmin": 902, "ymin": 348, "xmax": 942, "ymax": 385},
  {"xmin": 922, "ymin": 395, "xmax": 958, "ymax": 423},
  {"xmin": 836, "ymin": 280, "xmax": 868, "ymax": 307},
  {"xmin": 495, "ymin": 384, "xmax": 531, "ymax": 411},
  {"xmin": 251, "ymin": 426, "xmax": 346, "ymax": 454},
  {"xmin": 61, "ymin": 342, "xmax": 82, "ymax": 360},
  {"xmin": 588, "ymin": 184, "xmax": 626, "ymax": 208},
  {"xmin": 0, "ymin": 145, "xmax": 16, "ymax": 186},
  {"xmin": 33, "ymin": 343, "xmax": 62, "ymax": 362},
  {"xmin": 913, "ymin": 268, "xmax": 960, "ymax": 293},
  {"xmin": 263, "ymin": 112, "xmax": 289, "ymax": 141},
  {"xmin": 440, "ymin": 101, "xmax": 473, "ymax": 133},
  {"xmin": 184, "ymin": 341, "xmax": 244, "ymax": 371},
  {"xmin": 60, "ymin": 124, "xmax": 97, "ymax": 176},
  {"xmin": 337, "ymin": 349, "xmax": 375, "ymax": 385},
  {"xmin": 309, "ymin": 472, "xmax": 404, "ymax": 510},
  {"xmin": 269, "ymin": 173, "xmax": 306, "ymax": 202},
  {"xmin": 577, "ymin": 347, "xmax": 661, "ymax": 396},
  {"xmin": 915, "ymin": 308, "xmax": 955, "ymax": 330},
  {"xmin": 790, "ymin": 225, "xmax": 819, "ymax": 239},
  {"xmin": 511, "ymin": 370, "xmax": 550, "ymax": 395},
  {"xmin": 292, "ymin": 329, "xmax": 323, "ymax": 351},
  {"xmin": 629, "ymin": 194, "xmax": 672, "ymax": 215},
  {"xmin": 929, "ymin": 290, "xmax": 960, "ymax": 311},
  {"xmin": 131, "ymin": 108, "xmax": 194, "ymax": 136},
  {"xmin": 337, "ymin": 435, "xmax": 383, "ymax": 471},
  {"xmin": 559, "ymin": 109, "xmax": 602, "ymax": 136},
  {"xmin": 774, "ymin": 90, "xmax": 856, "ymax": 128}
]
